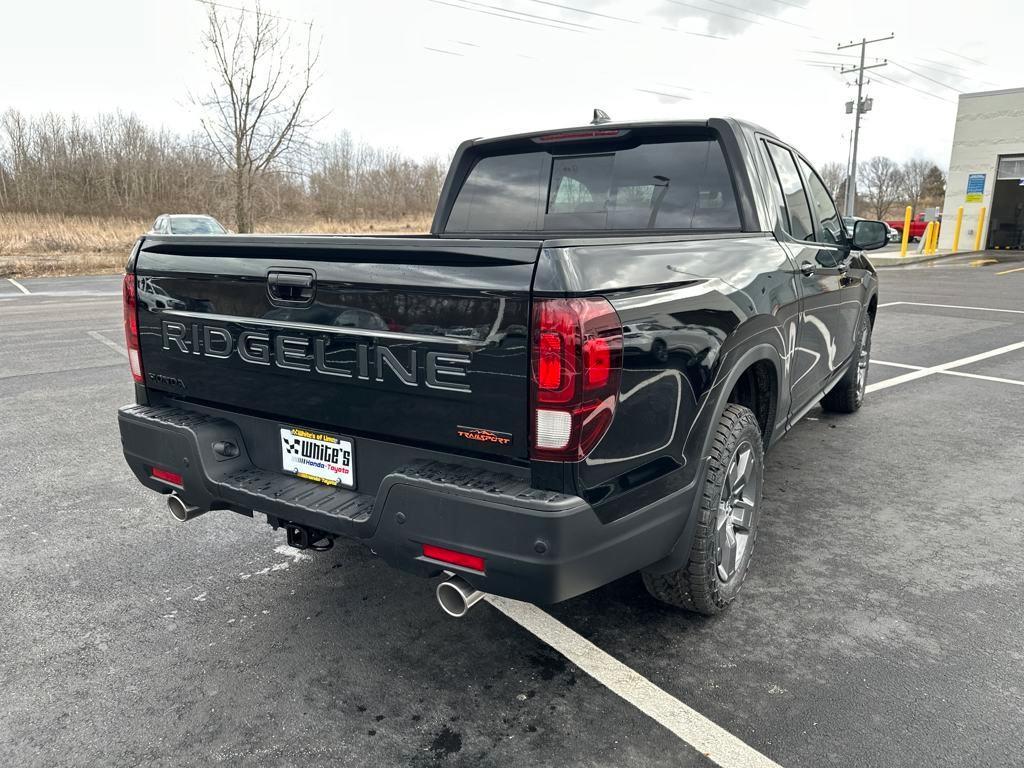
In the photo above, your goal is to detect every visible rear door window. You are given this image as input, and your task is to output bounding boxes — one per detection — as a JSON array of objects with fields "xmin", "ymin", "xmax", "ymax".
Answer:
[
  {"xmin": 797, "ymin": 156, "xmax": 846, "ymax": 247},
  {"xmin": 445, "ymin": 138, "xmax": 740, "ymax": 233},
  {"xmin": 764, "ymin": 142, "xmax": 815, "ymax": 242}
]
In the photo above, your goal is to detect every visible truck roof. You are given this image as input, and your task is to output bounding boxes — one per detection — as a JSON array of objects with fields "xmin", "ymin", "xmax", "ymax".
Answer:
[{"xmin": 468, "ymin": 117, "xmax": 780, "ymax": 147}]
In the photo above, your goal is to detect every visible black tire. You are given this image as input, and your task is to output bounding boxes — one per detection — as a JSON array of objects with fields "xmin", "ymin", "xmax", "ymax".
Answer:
[
  {"xmin": 651, "ymin": 339, "xmax": 669, "ymax": 364},
  {"xmin": 821, "ymin": 310, "xmax": 872, "ymax": 414},
  {"xmin": 642, "ymin": 404, "xmax": 764, "ymax": 615}
]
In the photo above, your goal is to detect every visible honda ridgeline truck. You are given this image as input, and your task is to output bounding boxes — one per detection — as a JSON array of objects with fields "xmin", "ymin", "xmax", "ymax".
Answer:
[{"xmin": 118, "ymin": 118, "xmax": 888, "ymax": 617}]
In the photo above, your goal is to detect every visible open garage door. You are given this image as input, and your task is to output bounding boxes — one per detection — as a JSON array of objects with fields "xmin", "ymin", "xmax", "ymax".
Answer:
[{"xmin": 988, "ymin": 155, "xmax": 1024, "ymax": 249}]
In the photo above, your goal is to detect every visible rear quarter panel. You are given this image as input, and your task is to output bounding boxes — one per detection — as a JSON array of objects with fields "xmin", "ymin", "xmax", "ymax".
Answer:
[{"xmin": 535, "ymin": 234, "xmax": 798, "ymax": 521}]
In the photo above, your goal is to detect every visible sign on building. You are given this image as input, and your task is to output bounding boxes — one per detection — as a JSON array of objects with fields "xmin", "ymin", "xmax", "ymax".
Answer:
[{"xmin": 965, "ymin": 173, "xmax": 986, "ymax": 203}]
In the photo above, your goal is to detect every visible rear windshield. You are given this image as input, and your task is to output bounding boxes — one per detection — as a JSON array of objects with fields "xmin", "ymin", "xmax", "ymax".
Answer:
[{"xmin": 444, "ymin": 138, "xmax": 740, "ymax": 233}]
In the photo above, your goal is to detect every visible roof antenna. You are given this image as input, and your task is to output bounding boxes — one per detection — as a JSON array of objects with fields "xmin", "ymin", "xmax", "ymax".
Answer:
[{"xmin": 590, "ymin": 108, "xmax": 611, "ymax": 125}]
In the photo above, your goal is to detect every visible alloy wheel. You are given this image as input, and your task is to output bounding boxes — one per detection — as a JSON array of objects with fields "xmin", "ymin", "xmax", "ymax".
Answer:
[
  {"xmin": 716, "ymin": 441, "xmax": 759, "ymax": 582},
  {"xmin": 856, "ymin": 321, "xmax": 871, "ymax": 395}
]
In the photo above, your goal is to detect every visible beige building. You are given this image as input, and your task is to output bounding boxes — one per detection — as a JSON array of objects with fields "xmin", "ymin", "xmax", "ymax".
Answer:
[{"xmin": 939, "ymin": 87, "xmax": 1024, "ymax": 250}]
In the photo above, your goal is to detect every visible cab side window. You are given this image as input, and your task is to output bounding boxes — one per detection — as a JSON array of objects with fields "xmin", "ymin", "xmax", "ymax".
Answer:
[
  {"xmin": 798, "ymin": 156, "xmax": 846, "ymax": 248},
  {"xmin": 764, "ymin": 142, "xmax": 815, "ymax": 242}
]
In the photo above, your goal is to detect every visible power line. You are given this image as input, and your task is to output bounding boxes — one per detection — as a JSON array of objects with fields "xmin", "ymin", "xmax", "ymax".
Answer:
[
  {"xmin": 660, "ymin": 24, "xmax": 727, "ymax": 40},
  {"xmin": 635, "ymin": 88, "xmax": 692, "ymax": 101},
  {"xmin": 871, "ymin": 72, "xmax": 955, "ymax": 104},
  {"xmin": 701, "ymin": 0, "xmax": 812, "ymax": 30},
  {"xmin": 889, "ymin": 61, "xmax": 962, "ymax": 93},
  {"xmin": 938, "ymin": 47, "xmax": 988, "ymax": 67},
  {"xmin": 193, "ymin": 0, "xmax": 313, "ymax": 28},
  {"xmin": 665, "ymin": 0, "xmax": 764, "ymax": 28},
  {"xmin": 456, "ymin": 0, "xmax": 597, "ymax": 30},
  {"xmin": 801, "ymin": 49, "xmax": 859, "ymax": 59},
  {"xmin": 901, "ymin": 57, "xmax": 999, "ymax": 89},
  {"xmin": 519, "ymin": 0, "xmax": 639, "ymax": 24},
  {"xmin": 520, "ymin": 0, "xmax": 729, "ymax": 41},
  {"xmin": 423, "ymin": 46, "xmax": 464, "ymax": 56},
  {"xmin": 426, "ymin": 0, "xmax": 585, "ymax": 32},
  {"xmin": 903, "ymin": 58, "xmax": 987, "ymax": 81}
]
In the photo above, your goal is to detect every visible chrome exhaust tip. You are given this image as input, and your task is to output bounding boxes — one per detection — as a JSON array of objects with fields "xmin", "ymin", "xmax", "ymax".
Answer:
[
  {"xmin": 167, "ymin": 493, "xmax": 205, "ymax": 523},
  {"xmin": 436, "ymin": 575, "xmax": 485, "ymax": 618}
]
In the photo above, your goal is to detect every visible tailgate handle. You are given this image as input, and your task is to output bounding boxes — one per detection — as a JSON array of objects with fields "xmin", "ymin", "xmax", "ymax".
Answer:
[{"xmin": 267, "ymin": 270, "xmax": 315, "ymax": 304}]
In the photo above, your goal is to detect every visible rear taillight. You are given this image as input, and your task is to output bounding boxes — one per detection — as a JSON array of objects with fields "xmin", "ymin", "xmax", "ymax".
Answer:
[
  {"xmin": 530, "ymin": 297, "xmax": 622, "ymax": 461},
  {"xmin": 122, "ymin": 273, "xmax": 143, "ymax": 383}
]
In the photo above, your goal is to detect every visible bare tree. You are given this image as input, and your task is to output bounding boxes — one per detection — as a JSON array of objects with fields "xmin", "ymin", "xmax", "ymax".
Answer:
[
  {"xmin": 0, "ymin": 109, "xmax": 444, "ymax": 224},
  {"xmin": 193, "ymin": 1, "xmax": 320, "ymax": 232},
  {"xmin": 858, "ymin": 156, "xmax": 904, "ymax": 219},
  {"xmin": 900, "ymin": 158, "xmax": 930, "ymax": 211},
  {"xmin": 818, "ymin": 161, "xmax": 846, "ymax": 203}
]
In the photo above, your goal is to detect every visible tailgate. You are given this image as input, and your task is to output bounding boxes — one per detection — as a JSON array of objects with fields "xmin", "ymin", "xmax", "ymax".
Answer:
[{"xmin": 133, "ymin": 235, "xmax": 541, "ymax": 461}]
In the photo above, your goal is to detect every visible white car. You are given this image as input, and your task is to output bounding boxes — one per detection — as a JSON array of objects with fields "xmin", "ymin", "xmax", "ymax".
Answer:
[{"xmin": 149, "ymin": 214, "xmax": 228, "ymax": 235}]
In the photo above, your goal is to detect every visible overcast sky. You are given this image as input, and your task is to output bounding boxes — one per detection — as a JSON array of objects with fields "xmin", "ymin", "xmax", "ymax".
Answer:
[{"xmin": 1, "ymin": 0, "xmax": 1018, "ymax": 170}]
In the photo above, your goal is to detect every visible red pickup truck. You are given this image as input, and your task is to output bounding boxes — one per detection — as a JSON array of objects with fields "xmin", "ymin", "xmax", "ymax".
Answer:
[{"xmin": 886, "ymin": 212, "xmax": 930, "ymax": 241}]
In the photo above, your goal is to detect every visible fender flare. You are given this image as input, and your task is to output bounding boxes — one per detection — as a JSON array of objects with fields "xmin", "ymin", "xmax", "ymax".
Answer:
[{"xmin": 644, "ymin": 341, "xmax": 785, "ymax": 575}]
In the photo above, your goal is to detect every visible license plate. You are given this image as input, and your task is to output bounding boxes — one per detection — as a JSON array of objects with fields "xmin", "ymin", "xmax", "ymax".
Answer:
[{"xmin": 280, "ymin": 427, "xmax": 355, "ymax": 488}]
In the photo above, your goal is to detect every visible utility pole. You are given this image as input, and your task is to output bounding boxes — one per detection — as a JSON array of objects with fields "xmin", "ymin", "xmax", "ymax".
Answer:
[{"xmin": 839, "ymin": 34, "xmax": 893, "ymax": 216}]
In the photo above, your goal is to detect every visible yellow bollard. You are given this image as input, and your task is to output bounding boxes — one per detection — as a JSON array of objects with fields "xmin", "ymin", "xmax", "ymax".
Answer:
[
  {"xmin": 900, "ymin": 206, "xmax": 912, "ymax": 257},
  {"xmin": 973, "ymin": 206, "xmax": 987, "ymax": 251},
  {"xmin": 920, "ymin": 222, "xmax": 932, "ymax": 254},
  {"xmin": 931, "ymin": 220, "xmax": 940, "ymax": 254},
  {"xmin": 952, "ymin": 206, "xmax": 963, "ymax": 252}
]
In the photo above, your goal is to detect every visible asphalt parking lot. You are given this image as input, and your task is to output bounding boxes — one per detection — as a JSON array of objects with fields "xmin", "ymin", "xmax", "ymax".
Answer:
[{"xmin": 2, "ymin": 252, "xmax": 1023, "ymax": 768}]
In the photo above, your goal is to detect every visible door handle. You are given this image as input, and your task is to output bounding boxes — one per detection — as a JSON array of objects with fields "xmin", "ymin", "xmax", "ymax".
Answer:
[
  {"xmin": 799, "ymin": 260, "xmax": 815, "ymax": 277},
  {"xmin": 267, "ymin": 270, "xmax": 315, "ymax": 305},
  {"xmin": 268, "ymin": 273, "xmax": 313, "ymax": 289}
]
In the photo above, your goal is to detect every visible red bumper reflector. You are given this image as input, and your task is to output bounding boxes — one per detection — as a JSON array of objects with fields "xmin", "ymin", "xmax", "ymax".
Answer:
[
  {"xmin": 422, "ymin": 544, "xmax": 485, "ymax": 572},
  {"xmin": 151, "ymin": 467, "xmax": 183, "ymax": 486}
]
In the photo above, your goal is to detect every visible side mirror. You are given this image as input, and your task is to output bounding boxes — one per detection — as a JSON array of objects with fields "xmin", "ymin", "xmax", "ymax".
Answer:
[{"xmin": 852, "ymin": 220, "xmax": 888, "ymax": 251}]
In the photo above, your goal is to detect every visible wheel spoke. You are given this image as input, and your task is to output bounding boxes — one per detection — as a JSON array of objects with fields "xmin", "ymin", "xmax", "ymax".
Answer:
[
  {"xmin": 721, "ymin": 469, "xmax": 733, "ymax": 501},
  {"xmin": 734, "ymin": 447, "xmax": 750, "ymax": 481},
  {"xmin": 731, "ymin": 498, "xmax": 754, "ymax": 530},
  {"xmin": 716, "ymin": 503, "xmax": 731, "ymax": 533},
  {"xmin": 727, "ymin": 457, "xmax": 741, "ymax": 496},
  {"xmin": 717, "ymin": 523, "xmax": 737, "ymax": 580},
  {"xmin": 716, "ymin": 440, "xmax": 760, "ymax": 583},
  {"xmin": 732, "ymin": 447, "xmax": 751, "ymax": 497}
]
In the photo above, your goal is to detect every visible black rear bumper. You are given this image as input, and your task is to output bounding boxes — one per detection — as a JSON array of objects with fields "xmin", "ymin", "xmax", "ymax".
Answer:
[{"xmin": 118, "ymin": 404, "xmax": 698, "ymax": 603}]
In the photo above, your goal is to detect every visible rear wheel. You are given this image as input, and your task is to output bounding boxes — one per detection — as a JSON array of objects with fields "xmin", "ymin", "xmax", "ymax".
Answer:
[
  {"xmin": 642, "ymin": 404, "xmax": 764, "ymax": 615},
  {"xmin": 821, "ymin": 310, "xmax": 872, "ymax": 414}
]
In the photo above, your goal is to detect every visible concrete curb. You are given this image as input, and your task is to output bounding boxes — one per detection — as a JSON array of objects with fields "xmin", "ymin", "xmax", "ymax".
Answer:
[{"xmin": 870, "ymin": 250, "xmax": 982, "ymax": 268}]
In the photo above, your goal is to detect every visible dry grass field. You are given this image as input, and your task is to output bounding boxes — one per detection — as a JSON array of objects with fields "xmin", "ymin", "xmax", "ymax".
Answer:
[{"xmin": 0, "ymin": 212, "xmax": 434, "ymax": 277}]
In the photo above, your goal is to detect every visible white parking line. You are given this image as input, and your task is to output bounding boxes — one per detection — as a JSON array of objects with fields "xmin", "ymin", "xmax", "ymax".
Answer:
[
  {"xmin": 487, "ymin": 596, "xmax": 781, "ymax": 768},
  {"xmin": 7, "ymin": 278, "xmax": 31, "ymax": 295},
  {"xmin": 867, "ymin": 340, "xmax": 1024, "ymax": 393},
  {"xmin": 881, "ymin": 301, "xmax": 1024, "ymax": 316},
  {"xmin": 87, "ymin": 330, "xmax": 128, "ymax": 358},
  {"xmin": 0, "ymin": 291, "xmax": 121, "ymax": 299},
  {"xmin": 872, "ymin": 360, "xmax": 1024, "ymax": 388}
]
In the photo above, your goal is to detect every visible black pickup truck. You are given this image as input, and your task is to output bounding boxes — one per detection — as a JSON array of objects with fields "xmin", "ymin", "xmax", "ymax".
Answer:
[{"xmin": 118, "ymin": 118, "xmax": 888, "ymax": 617}]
